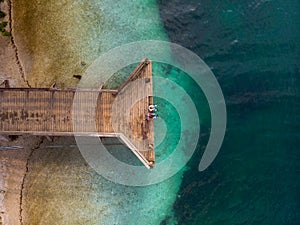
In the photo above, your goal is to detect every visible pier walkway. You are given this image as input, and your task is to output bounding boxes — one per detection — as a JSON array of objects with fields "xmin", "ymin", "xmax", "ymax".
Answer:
[{"xmin": 0, "ymin": 59, "xmax": 155, "ymax": 168}]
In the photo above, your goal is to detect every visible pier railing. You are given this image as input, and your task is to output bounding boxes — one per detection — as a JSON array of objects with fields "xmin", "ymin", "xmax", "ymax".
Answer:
[{"xmin": 0, "ymin": 59, "xmax": 155, "ymax": 168}]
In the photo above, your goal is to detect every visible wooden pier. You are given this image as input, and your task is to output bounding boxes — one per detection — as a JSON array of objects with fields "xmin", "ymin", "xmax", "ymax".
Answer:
[{"xmin": 0, "ymin": 59, "xmax": 155, "ymax": 168}]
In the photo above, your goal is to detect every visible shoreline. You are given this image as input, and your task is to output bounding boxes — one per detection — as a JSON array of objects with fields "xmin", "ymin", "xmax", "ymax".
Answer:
[
  {"xmin": 0, "ymin": 1, "xmax": 41, "ymax": 224},
  {"xmin": 10, "ymin": 1, "xmax": 90, "ymax": 88},
  {"xmin": 0, "ymin": 0, "xmax": 181, "ymax": 224},
  {"xmin": 0, "ymin": 0, "xmax": 109, "ymax": 223},
  {"xmin": 7, "ymin": 0, "xmax": 31, "ymax": 87},
  {"xmin": 0, "ymin": 0, "xmax": 27, "ymax": 88}
]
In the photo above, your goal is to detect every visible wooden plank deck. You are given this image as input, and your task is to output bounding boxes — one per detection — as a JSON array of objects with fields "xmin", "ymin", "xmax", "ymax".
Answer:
[{"xmin": 0, "ymin": 59, "xmax": 155, "ymax": 168}]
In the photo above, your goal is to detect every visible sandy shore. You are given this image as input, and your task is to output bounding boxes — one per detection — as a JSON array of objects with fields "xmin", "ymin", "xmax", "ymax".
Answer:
[
  {"xmin": 0, "ymin": 1, "xmax": 41, "ymax": 224},
  {"xmin": 0, "ymin": 136, "xmax": 45, "ymax": 225},
  {"xmin": 0, "ymin": 1, "xmax": 109, "ymax": 223},
  {"xmin": 1, "ymin": 0, "xmax": 92, "ymax": 220},
  {"xmin": 0, "ymin": 0, "xmax": 27, "ymax": 88}
]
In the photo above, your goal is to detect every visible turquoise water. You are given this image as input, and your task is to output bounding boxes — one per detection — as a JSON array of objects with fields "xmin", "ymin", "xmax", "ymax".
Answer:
[
  {"xmin": 158, "ymin": 0, "xmax": 300, "ymax": 224},
  {"xmin": 17, "ymin": 0, "xmax": 186, "ymax": 224},
  {"xmin": 15, "ymin": 0, "xmax": 299, "ymax": 224},
  {"xmin": 75, "ymin": 1, "xmax": 188, "ymax": 223},
  {"xmin": 74, "ymin": 1, "xmax": 194, "ymax": 223}
]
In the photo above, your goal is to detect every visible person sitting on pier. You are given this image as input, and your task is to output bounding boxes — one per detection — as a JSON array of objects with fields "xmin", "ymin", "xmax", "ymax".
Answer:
[
  {"xmin": 148, "ymin": 104, "xmax": 158, "ymax": 113},
  {"xmin": 146, "ymin": 112, "xmax": 158, "ymax": 121}
]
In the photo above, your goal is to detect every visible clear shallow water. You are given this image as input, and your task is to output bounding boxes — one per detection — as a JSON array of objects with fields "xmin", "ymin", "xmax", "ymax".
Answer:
[
  {"xmin": 13, "ymin": 0, "xmax": 185, "ymax": 224},
  {"xmin": 13, "ymin": 0, "xmax": 168, "ymax": 87}
]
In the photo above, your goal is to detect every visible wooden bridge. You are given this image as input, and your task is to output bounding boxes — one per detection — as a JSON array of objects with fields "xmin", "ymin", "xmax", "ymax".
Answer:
[{"xmin": 0, "ymin": 58, "xmax": 155, "ymax": 168}]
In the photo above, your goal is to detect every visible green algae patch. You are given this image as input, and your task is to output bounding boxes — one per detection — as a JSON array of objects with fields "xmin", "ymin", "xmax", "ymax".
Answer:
[
  {"xmin": 0, "ymin": 10, "xmax": 5, "ymax": 18},
  {"xmin": 0, "ymin": 20, "xmax": 10, "ymax": 36}
]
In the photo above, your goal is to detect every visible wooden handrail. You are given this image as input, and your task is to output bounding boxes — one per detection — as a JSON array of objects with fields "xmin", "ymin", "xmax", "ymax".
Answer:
[
  {"xmin": 118, "ymin": 133, "xmax": 153, "ymax": 169},
  {"xmin": 0, "ymin": 87, "xmax": 118, "ymax": 93},
  {"xmin": 116, "ymin": 58, "xmax": 149, "ymax": 94}
]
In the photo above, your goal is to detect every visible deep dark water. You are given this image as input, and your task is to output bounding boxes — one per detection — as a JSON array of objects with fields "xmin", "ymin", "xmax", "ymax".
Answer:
[{"xmin": 158, "ymin": 0, "xmax": 300, "ymax": 224}]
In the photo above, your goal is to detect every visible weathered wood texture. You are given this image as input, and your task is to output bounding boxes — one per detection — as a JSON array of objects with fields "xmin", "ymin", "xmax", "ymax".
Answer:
[{"xmin": 0, "ymin": 59, "xmax": 155, "ymax": 168}]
